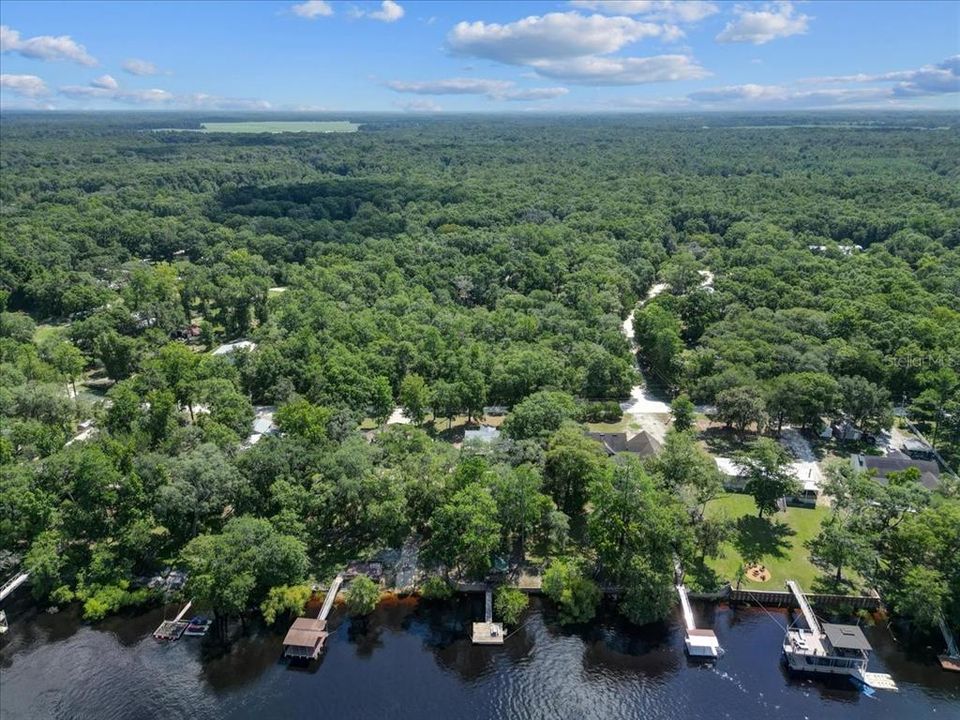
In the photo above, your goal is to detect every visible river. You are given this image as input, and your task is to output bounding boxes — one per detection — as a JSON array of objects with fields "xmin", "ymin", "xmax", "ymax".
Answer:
[{"xmin": 2, "ymin": 596, "xmax": 957, "ymax": 720}]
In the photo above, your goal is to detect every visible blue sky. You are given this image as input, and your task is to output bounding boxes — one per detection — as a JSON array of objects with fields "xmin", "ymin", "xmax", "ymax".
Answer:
[{"xmin": 1, "ymin": 1, "xmax": 958, "ymax": 112}]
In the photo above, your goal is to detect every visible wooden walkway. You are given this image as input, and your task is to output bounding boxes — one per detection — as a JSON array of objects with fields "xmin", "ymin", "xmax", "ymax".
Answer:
[
  {"xmin": 318, "ymin": 575, "xmax": 344, "ymax": 621},
  {"xmin": 938, "ymin": 614, "xmax": 960, "ymax": 672},
  {"xmin": 0, "ymin": 572, "xmax": 29, "ymax": 602}
]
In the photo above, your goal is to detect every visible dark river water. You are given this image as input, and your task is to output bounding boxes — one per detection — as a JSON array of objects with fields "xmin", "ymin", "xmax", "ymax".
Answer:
[{"xmin": 1, "ymin": 595, "xmax": 958, "ymax": 720}]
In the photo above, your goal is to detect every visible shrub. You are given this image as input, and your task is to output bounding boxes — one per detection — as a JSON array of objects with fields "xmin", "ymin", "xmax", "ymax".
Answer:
[
  {"xmin": 79, "ymin": 582, "xmax": 150, "ymax": 621},
  {"xmin": 577, "ymin": 401, "xmax": 623, "ymax": 424},
  {"xmin": 419, "ymin": 575, "xmax": 454, "ymax": 600},
  {"xmin": 344, "ymin": 574, "xmax": 381, "ymax": 616},
  {"xmin": 542, "ymin": 558, "xmax": 601, "ymax": 624},
  {"xmin": 494, "ymin": 586, "xmax": 527, "ymax": 626},
  {"xmin": 260, "ymin": 584, "xmax": 313, "ymax": 625}
]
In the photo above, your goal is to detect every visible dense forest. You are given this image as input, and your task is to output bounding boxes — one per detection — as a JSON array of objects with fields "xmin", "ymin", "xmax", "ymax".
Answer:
[{"xmin": 1, "ymin": 112, "xmax": 958, "ymax": 633}]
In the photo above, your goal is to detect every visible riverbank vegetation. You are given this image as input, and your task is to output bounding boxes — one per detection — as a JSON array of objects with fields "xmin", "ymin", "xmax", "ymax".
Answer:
[{"xmin": 1, "ymin": 112, "xmax": 958, "ymax": 633}]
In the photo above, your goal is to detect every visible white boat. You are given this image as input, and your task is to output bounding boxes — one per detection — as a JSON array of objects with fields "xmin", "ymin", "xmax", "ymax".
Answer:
[{"xmin": 0, "ymin": 610, "xmax": 8, "ymax": 634}]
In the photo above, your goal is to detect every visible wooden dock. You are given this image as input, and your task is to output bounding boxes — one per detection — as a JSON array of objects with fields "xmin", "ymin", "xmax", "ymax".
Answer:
[
  {"xmin": 153, "ymin": 600, "xmax": 193, "ymax": 641},
  {"xmin": 472, "ymin": 587, "xmax": 504, "ymax": 645},
  {"xmin": 282, "ymin": 575, "xmax": 343, "ymax": 660},
  {"xmin": 318, "ymin": 574, "xmax": 343, "ymax": 622},
  {"xmin": 678, "ymin": 584, "xmax": 721, "ymax": 658}
]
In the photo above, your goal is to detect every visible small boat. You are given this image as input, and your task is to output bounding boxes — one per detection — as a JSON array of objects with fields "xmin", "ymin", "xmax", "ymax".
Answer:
[
  {"xmin": 0, "ymin": 610, "xmax": 8, "ymax": 634},
  {"xmin": 183, "ymin": 616, "xmax": 212, "ymax": 637}
]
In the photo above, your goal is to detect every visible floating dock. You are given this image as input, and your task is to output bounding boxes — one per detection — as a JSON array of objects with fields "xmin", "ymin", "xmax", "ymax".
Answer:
[
  {"xmin": 472, "ymin": 588, "xmax": 504, "ymax": 645},
  {"xmin": 677, "ymin": 584, "xmax": 722, "ymax": 658},
  {"xmin": 153, "ymin": 600, "xmax": 192, "ymax": 641}
]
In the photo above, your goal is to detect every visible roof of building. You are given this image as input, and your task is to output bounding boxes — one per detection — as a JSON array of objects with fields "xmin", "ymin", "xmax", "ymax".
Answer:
[
  {"xmin": 823, "ymin": 623, "xmax": 872, "ymax": 652},
  {"xmin": 587, "ymin": 431, "xmax": 662, "ymax": 457},
  {"xmin": 211, "ymin": 339, "xmax": 257, "ymax": 356},
  {"xmin": 902, "ymin": 438, "xmax": 933, "ymax": 452},
  {"xmin": 714, "ymin": 457, "xmax": 745, "ymax": 477},
  {"xmin": 464, "ymin": 425, "xmax": 501, "ymax": 443},
  {"xmin": 851, "ymin": 453, "xmax": 940, "ymax": 490},
  {"xmin": 686, "ymin": 628, "xmax": 721, "ymax": 648},
  {"xmin": 282, "ymin": 617, "xmax": 327, "ymax": 648}
]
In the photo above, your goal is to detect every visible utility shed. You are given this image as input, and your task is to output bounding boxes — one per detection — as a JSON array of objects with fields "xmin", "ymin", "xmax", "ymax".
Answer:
[{"xmin": 282, "ymin": 617, "xmax": 328, "ymax": 659}]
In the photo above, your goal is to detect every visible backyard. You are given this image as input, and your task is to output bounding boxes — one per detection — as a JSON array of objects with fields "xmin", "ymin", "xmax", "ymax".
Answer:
[{"xmin": 691, "ymin": 493, "xmax": 834, "ymax": 592}]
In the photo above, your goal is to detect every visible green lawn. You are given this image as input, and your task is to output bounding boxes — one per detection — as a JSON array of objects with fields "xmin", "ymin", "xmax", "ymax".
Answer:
[
  {"xmin": 693, "ymin": 493, "xmax": 830, "ymax": 592},
  {"xmin": 585, "ymin": 416, "xmax": 642, "ymax": 433}
]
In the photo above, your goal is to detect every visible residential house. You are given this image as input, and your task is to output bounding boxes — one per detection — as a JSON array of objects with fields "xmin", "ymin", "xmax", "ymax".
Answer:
[
  {"xmin": 587, "ymin": 431, "xmax": 662, "ymax": 458},
  {"xmin": 851, "ymin": 452, "xmax": 940, "ymax": 490}
]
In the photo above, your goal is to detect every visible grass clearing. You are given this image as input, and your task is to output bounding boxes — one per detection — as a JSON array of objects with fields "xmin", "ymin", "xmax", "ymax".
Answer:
[
  {"xmin": 33, "ymin": 323, "xmax": 67, "ymax": 345},
  {"xmin": 200, "ymin": 121, "xmax": 359, "ymax": 134},
  {"xmin": 586, "ymin": 416, "xmax": 642, "ymax": 433},
  {"xmin": 692, "ymin": 493, "xmax": 831, "ymax": 591}
]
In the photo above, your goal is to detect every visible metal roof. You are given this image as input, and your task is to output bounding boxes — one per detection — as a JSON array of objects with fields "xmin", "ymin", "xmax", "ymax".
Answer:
[{"xmin": 823, "ymin": 623, "xmax": 872, "ymax": 652}]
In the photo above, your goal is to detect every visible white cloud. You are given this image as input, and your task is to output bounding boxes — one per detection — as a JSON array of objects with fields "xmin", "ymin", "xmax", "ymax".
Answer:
[
  {"xmin": 806, "ymin": 56, "xmax": 960, "ymax": 98},
  {"xmin": 57, "ymin": 75, "xmax": 270, "ymax": 108},
  {"xmin": 291, "ymin": 1, "xmax": 334, "ymax": 19},
  {"xmin": 387, "ymin": 76, "xmax": 569, "ymax": 101},
  {"xmin": 0, "ymin": 73, "xmax": 49, "ymax": 97},
  {"xmin": 0, "ymin": 25, "xmax": 96, "ymax": 65},
  {"xmin": 387, "ymin": 78, "xmax": 513, "ymax": 95},
  {"xmin": 570, "ymin": 1, "xmax": 719, "ymax": 23},
  {"xmin": 502, "ymin": 86, "xmax": 570, "ymax": 101},
  {"xmin": 122, "ymin": 58, "xmax": 163, "ymax": 76},
  {"xmin": 394, "ymin": 98, "xmax": 443, "ymax": 112},
  {"xmin": 446, "ymin": 11, "xmax": 704, "ymax": 87},
  {"xmin": 90, "ymin": 74, "xmax": 119, "ymax": 90},
  {"xmin": 447, "ymin": 12, "xmax": 666, "ymax": 64},
  {"xmin": 689, "ymin": 83, "xmax": 903, "ymax": 108},
  {"xmin": 181, "ymin": 93, "xmax": 272, "ymax": 110},
  {"xmin": 716, "ymin": 2, "xmax": 810, "ymax": 45},
  {"xmin": 688, "ymin": 56, "xmax": 959, "ymax": 109},
  {"xmin": 369, "ymin": 1, "xmax": 405, "ymax": 22},
  {"xmin": 60, "ymin": 82, "xmax": 174, "ymax": 104},
  {"xmin": 689, "ymin": 83, "xmax": 789, "ymax": 102},
  {"xmin": 532, "ymin": 54, "xmax": 709, "ymax": 85}
]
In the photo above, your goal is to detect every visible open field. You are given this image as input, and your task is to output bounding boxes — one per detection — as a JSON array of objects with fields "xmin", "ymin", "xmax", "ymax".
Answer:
[
  {"xmin": 696, "ymin": 493, "xmax": 833, "ymax": 592},
  {"xmin": 200, "ymin": 121, "xmax": 359, "ymax": 133}
]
